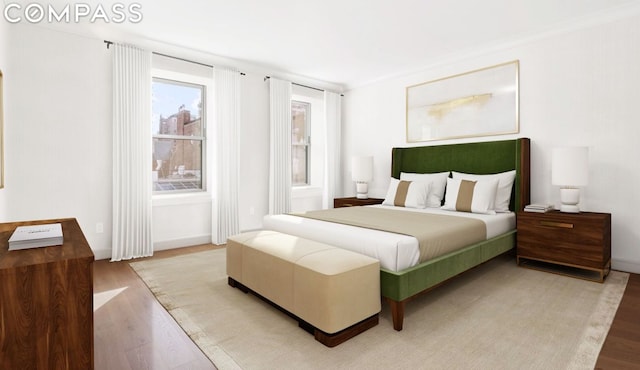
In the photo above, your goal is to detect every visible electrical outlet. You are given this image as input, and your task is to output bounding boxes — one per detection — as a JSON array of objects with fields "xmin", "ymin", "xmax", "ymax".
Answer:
[{"xmin": 96, "ymin": 222, "xmax": 104, "ymax": 233}]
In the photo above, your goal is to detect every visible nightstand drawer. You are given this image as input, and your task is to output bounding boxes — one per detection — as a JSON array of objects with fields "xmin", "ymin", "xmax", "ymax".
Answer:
[
  {"xmin": 517, "ymin": 239, "xmax": 604, "ymax": 268},
  {"xmin": 518, "ymin": 216, "xmax": 608, "ymax": 247}
]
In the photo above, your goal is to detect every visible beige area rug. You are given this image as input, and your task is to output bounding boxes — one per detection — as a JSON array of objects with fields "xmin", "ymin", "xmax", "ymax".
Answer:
[{"xmin": 130, "ymin": 249, "xmax": 628, "ymax": 370}]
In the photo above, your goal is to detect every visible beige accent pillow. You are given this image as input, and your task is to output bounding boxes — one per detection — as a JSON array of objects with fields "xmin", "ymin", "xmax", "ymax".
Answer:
[
  {"xmin": 382, "ymin": 178, "xmax": 430, "ymax": 209},
  {"xmin": 451, "ymin": 170, "xmax": 516, "ymax": 212},
  {"xmin": 442, "ymin": 178, "xmax": 498, "ymax": 214},
  {"xmin": 400, "ymin": 171, "xmax": 450, "ymax": 208}
]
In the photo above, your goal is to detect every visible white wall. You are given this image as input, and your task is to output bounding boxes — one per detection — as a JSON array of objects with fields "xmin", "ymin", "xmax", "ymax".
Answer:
[
  {"xmin": 3, "ymin": 23, "xmax": 338, "ymax": 259},
  {"xmin": 5, "ymin": 24, "xmax": 113, "ymax": 258},
  {"xmin": 0, "ymin": 13, "xmax": 9, "ymax": 220},
  {"xmin": 342, "ymin": 13, "xmax": 640, "ymax": 273}
]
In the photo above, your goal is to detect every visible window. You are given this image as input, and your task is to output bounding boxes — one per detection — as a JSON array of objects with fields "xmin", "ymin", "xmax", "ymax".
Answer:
[
  {"xmin": 291, "ymin": 100, "xmax": 310, "ymax": 186},
  {"xmin": 152, "ymin": 78, "xmax": 206, "ymax": 192}
]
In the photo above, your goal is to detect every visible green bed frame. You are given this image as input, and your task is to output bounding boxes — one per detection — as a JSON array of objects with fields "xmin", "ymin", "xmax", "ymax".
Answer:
[{"xmin": 383, "ymin": 138, "xmax": 530, "ymax": 331}]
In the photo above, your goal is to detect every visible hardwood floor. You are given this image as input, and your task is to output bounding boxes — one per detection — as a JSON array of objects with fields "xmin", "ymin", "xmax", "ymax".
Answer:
[
  {"xmin": 94, "ymin": 246, "xmax": 640, "ymax": 369},
  {"xmin": 93, "ymin": 245, "xmax": 217, "ymax": 370},
  {"xmin": 596, "ymin": 273, "xmax": 640, "ymax": 369}
]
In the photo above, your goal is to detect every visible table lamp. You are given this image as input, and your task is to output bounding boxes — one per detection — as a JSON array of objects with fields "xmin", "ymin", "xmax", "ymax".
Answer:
[
  {"xmin": 351, "ymin": 156, "xmax": 373, "ymax": 199},
  {"xmin": 551, "ymin": 147, "xmax": 588, "ymax": 213}
]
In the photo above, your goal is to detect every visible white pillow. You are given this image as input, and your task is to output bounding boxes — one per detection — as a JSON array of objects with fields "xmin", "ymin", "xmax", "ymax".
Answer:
[
  {"xmin": 382, "ymin": 178, "xmax": 430, "ymax": 209},
  {"xmin": 400, "ymin": 171, "xmax": 450, "ymax": 208},
  {"xmin": 442, "ymin": 177, "xmax": 498, "ymax": 215},
  {"xmin": 451, "ymin": 170, "xmax": 516, "ymax": 212}
]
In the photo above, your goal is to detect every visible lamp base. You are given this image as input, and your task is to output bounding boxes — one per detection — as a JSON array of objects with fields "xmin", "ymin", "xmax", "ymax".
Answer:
[
  {"xmin": 559, "ymin": 204, "xmax": 580, "ymax": 213},
  {"xmin": 559, "ymin": 188, "xmax": 581, "ymax": 213},
  {"xmin": 356, "ymin": 182, "xmax": 369, "ymax": 199}
]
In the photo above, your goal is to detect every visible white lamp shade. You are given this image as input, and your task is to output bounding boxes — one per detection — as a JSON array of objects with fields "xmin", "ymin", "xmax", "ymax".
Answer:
[
  {"xmin": 551, "ymin": 147, "xmax": 589, "ymax": 187},
  {"xmin": 351, "ymin": 156, "xmax": 373, "ymax": 182}
]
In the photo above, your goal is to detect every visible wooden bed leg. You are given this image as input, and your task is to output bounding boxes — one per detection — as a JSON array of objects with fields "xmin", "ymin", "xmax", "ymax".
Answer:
[{"xmin": 386, "ymin": 298, "xmax": 405, "ymax": 331}]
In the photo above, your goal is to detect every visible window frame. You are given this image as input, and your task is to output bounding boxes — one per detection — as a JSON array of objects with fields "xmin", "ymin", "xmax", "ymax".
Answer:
[
  {"xmin": 151, "ymin": 72, "xmax": 209, "ymax": 195},
  {"xmin": 291, "ymin": 100, "xmax": 311, "ymax": 186}
]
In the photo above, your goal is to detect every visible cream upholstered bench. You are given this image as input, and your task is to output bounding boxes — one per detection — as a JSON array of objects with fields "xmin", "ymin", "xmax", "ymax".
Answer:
[{"xmin": 227, "ymin": 230, "xmax": 380, "ymax": 347}]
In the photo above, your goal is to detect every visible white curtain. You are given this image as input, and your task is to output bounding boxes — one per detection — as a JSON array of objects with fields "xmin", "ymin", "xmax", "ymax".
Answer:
[
  {"xmin": 213, "ymin": 68, "xmax": 241, "ymax": 244},
  {"xmin": 269, "ymin": 78, "xmax": 292, "ymax": 215},
  {"xmin": 323, "ymin": 91, "xmax": 342, "ymax": 208},
  {"xmin": 111, "ymin": 44, "xmax": 153, "ymax": 261}
]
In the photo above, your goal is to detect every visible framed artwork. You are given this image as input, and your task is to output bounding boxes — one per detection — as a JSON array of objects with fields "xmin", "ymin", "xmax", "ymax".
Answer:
[{"xmin": 406, "ymin": 60, "xmax": 519, "ymax": 143}]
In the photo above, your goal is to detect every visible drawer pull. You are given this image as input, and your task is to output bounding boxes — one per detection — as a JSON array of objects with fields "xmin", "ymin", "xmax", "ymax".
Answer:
[{"xmin": 539, "ymin": 220, "xmax": 574, "ymax": 229}]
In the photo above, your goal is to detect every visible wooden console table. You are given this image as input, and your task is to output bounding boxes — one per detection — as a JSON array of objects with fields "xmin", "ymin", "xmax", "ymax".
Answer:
[{"xmin": 0, "ymin": 218, "xmax": 94, "ymax": 369}]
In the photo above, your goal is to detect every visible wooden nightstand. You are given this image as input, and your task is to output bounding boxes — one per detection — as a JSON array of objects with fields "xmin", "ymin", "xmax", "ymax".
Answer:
[
  {"xmin": 334, "ymin": 197, "xmax": 384, "ymax": 208},
  {"xmin": 516, "ymin": 210, "xmax": 611, "ymax": 282}
]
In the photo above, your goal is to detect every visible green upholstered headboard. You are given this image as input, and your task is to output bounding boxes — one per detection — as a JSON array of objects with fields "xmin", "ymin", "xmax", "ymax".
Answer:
[{"xmin": 391, "ymin": 138, "xmax": 530, "ymax": 212}]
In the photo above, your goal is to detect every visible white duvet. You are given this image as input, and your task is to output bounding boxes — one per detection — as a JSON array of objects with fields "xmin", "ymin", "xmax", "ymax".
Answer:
[{"xmin": 262, "ymin": 205, "xmax": 515, "ymax": 272}]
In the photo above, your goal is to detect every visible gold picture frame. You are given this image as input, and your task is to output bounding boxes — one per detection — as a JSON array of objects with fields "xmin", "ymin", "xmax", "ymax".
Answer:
[{"xmin": 406, "ymin": 60, "xmax": 519, "ymax": 143}]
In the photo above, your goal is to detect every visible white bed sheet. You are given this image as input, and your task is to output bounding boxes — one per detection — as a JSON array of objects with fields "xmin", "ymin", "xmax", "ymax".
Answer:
[{"xmin": 262, "ymin": 205, "xmax": 515, "ymax": 272}]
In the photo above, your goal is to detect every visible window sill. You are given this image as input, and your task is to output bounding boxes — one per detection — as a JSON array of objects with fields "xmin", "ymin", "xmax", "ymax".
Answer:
[{"xmin": 152, "ymin": 192, "xmax": 211, "ymax": 207}]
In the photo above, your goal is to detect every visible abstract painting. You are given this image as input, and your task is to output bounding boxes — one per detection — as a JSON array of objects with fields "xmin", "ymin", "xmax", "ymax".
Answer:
[{"xmin": 406, "ymin": 60, "xmax": 519, "ymax": 142}]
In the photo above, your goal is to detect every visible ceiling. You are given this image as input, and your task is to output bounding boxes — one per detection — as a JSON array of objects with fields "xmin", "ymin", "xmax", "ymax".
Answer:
[{"xmin": 7, "ymin": 0, "xmax": 639, "ymax": 88}]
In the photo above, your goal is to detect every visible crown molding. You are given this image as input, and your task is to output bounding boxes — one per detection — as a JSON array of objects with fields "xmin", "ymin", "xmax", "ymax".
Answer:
[{"xmin": 346, "ymin": 2, "xmax": 640, "ymax": 91}]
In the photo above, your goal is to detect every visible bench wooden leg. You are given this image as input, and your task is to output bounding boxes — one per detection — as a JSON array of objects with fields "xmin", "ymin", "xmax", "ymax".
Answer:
[
  {"xmin": 311, "ymin": 314, "xmax": 379, "ymax": 347},
  {"xmin": 228, "ymin": 277, "xmax": 249, "ymax": 293}
]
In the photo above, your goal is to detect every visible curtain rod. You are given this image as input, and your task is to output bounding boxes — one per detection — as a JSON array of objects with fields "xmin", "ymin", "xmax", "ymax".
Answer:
[
  {"xmin": 104, "ymin": 40, "xmax": 245, "ymax": 75},
  {"xmin": 264, "ymin": 76, "xmax": 343, "ymax": 96}
]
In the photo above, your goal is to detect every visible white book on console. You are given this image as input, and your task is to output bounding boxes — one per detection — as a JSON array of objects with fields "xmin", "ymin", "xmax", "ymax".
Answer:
[{"xmin": 8, "ymin": 223, "xmax": 63, "ymax": 250}]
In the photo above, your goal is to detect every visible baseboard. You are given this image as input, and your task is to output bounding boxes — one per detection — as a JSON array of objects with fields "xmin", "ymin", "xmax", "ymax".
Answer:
[
  {"xmin": 93, "ymin": 248, "xmax": 112, "ymax": 261},
  {"xmin": 154, "ymin": 234, "xmax": 212, "ymax": 251},
  {"xmin": 612, "ymin": 258, "xmax": 640, "ymax": 274},
  {"xmin": 92, "ymin": 235, "xmax": 212, "ymax": 261}
]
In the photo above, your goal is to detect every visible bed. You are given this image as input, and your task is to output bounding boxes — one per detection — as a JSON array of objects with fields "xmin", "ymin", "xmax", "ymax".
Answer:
[{"xmin": 264, "ymin": 138, "xmax": 530, "ymax": 330}]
